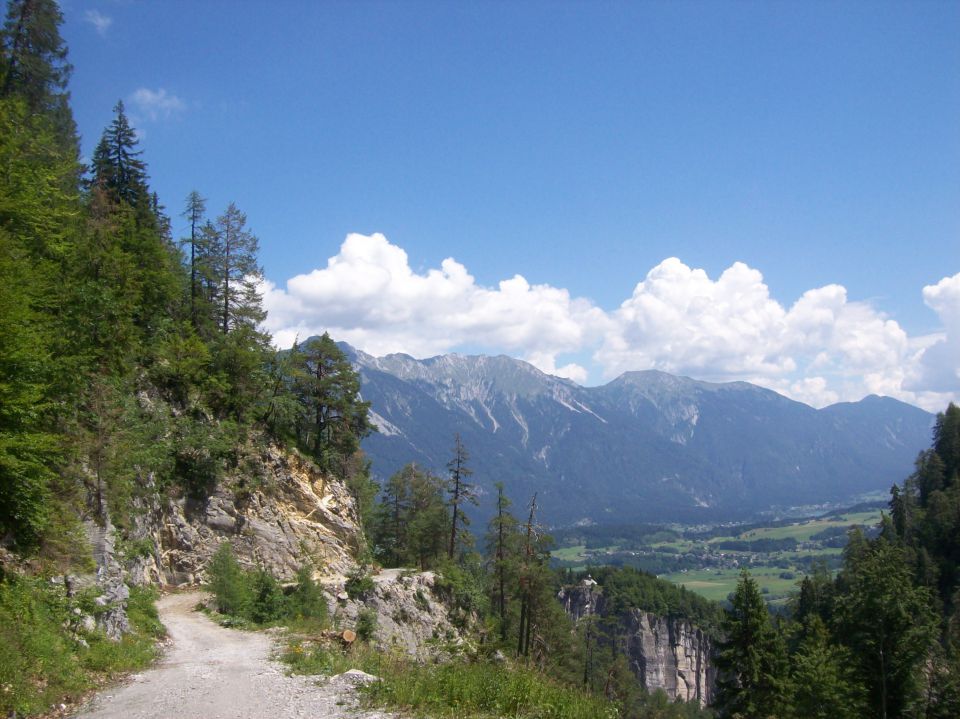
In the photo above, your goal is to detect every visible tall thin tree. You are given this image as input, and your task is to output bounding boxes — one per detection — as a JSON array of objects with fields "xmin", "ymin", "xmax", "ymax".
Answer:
[
  {"xmin": 446, "ymin": 433, "xmax": 476, "ymax": 559},
  {"xmin": 182, "ymin": 190, "xmax": 206, "ymax": 325}
]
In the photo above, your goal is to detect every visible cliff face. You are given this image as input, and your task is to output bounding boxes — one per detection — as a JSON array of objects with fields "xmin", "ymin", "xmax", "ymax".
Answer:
[
  {"xmin": 559, "ymin": 583, "xmax": 715, "ymax": 706},
  {"xmin": 125, "ymin": 444, "xmax": 363, "ymax": 586}
]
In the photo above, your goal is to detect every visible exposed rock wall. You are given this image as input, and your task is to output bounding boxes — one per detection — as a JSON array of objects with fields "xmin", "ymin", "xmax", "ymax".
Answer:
[
  {"xmin": 125, "ymin": 445, "xmax": 363, "ymax": 586},
  {"xmin": 84, "ymin": 517, "xmax": 130, "ymax": 639},
  {"xmin": 559, "ymin": 583, "xmax": 715, "ymax": 706},
  {"xmin": 333, "ymin": 568, "xmax": 471, "ymax": 660}
]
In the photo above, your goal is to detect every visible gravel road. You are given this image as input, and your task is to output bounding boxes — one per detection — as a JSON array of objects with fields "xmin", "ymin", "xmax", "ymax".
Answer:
[{"xmin": 72, "ymin": 591, "xmax": 395, "ymax": 719}]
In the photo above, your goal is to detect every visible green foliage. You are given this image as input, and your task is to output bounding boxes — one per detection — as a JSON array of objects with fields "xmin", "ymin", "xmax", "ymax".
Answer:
[
  {"xmin": 172, "ymin": 416, "xmax": 235, "ymax": 500},
  {"xmin": 365, "ymin": 659, "xmax": 619, "ymax": 719},
  {"xmin": 126, "ymin": 586, "xmax": 165, "ymax": 639},
  {"xmin": 286, "ymin": 566, "xmax": 328, "ymax": 628},
  {"xmin": 205, "ymin": 544, "xmax": 329, "ymax": 630},
  {"xmin": 373, "ymin": 462, "xmax": 450, "ymax": 570},
  {"xmin": 345, "ymin": 565, "xmax": 375, "ymax": 600},
  {"xmin": 356, "ymin": 607, "xmax": 378, "ymax": 642},
  {"xmin": 248, "ymin": 568, "xmax": 286, "ymax": 624},
  {"xmin": 587, "ymin": 566, "xmax": 723, "ymax": 635},
  {"xmin": 783, "ymin": 617, "xmax": 865, "ymax": 719},
  {"xmin": 713, "ymin": 570, "xmax": 787, "ymax": 719},
  {"xmin": 0, "ymin": 0, "xmax": 77, "ymax": 149},
  {"xmin": 206, "ymin": 542, "xmax": 253, "ymax": 617},
  {"xmin": 433, "ymin": 557, "xmax": 490, "ymax": 627},
  {"xmin": 0, "ymin": 574, "xmax": 86, "ymax": 716},
  {"xmin": 834, "ymin": 533, "xmax": 938, "ymax": 718},
  {"xmin": 0, "ymin": 574, "xmax": 160, "ymax": 717},
  {"xmin": 286, "ymin": 333, "xmax": 373, "ymax": 475}
]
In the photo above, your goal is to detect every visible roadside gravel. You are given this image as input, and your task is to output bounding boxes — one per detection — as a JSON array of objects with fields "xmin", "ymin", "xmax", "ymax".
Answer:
[{"xmin": 71, "ymin": 591, "xmax": 395, "ymax": 719}]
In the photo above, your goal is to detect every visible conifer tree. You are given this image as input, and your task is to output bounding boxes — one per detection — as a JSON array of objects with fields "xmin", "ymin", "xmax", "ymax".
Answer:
[
  {"xmin": 0, "ymin": 0, "xmax": 76, "ymax": 151},
  {"xmin": 485, "ymin": 481, "xmax": 519, "ymax": 639},
  {"xmin": 372, "ymin": 462, "xmax": 448, "ymax": 569},
  {"xmin": 834, "ymin": 534, "xmax": 938, "ymax": 719},
  {"xmin": 374, "ymin": 463, "xmax": 414, "ymax": 567},
  {"xmin": 713, "ymin": 570, "xmax": 787, "ymax": 718},
  {"xmin": 91, "ymin": 101, "xmax": 148, "ymax": 209},
  {"xmin": 181, "ymin": 190, "xmax": 207, "ymax": 326},
  {"xmin": 785, "ymin": 616, "xmax": 866, "ymax": 719},
  {"xmin": 208, "ymin": 202, "xmax": 264, "ymax": 334},
  {"xmin": 446, "ymin": 433, "xmax": 476, "ymax": 559},
  {"xmin": 290, "ymin": 334, "xmax": 372, "ymax": 475}
]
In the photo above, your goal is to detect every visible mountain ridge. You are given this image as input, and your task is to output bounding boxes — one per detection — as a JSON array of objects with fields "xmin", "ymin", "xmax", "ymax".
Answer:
[{"xmin": 336, "ymin": 342, "xmax": 934, "ymax": 526}]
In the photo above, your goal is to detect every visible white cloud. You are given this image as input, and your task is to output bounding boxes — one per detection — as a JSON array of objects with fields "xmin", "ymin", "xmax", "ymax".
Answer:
[
  {"xmin": 906, "ymin": 273, "xmax": 960, "ymax": 396},
  {"xmin": 261, "ymin": 233, "xmax": 607, "ymax": 378},
  {"xmin": 84, "ymin": 10, "xmax": 112, "ymax": 37},
  {"xmin": 595, "ymin": 258, "xmax": 925, "ymax": 407},
  {"xmin": 262, "ymin": 234, "xmax": 959, "ymax": 412},
  {"xmin": 128, "ymin": 88, "xmax": 185, "ymax": 122}
]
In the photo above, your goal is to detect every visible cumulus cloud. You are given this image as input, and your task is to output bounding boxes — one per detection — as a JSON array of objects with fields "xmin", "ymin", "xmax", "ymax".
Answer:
[
  {"xmin": 261, "ymin": 233, "xmax": 607, "ymax": 378},
  {"xmin": 84, "ymin": 9, "xmax": 112, "ymax": 37},
  {"xmin": 596, "ymin": 258, "xmax": 922, "ymax": 406},
  {"xmin": 906, "ymin": 273, "xmax": 960, "ymax": 395},
  {"xmin": 262, "ymin": 234, "xmax": 959, "ymax": 411},
  {"xmin": 128, "ymin": 88, "xmax": 185, "ymax": 122}
]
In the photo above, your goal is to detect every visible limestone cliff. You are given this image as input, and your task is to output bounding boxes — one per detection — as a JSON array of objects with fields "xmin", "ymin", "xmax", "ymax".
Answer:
[
  {"xmin": 559, "ymin": 582, "xmax": 716, "ymax": 706},
  {"xmin": 125, "ymin": 444, "xmax": 363, "ymax": 586}
]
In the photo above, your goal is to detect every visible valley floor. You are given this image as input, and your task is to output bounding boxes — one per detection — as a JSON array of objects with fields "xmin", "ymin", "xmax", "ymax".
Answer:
[{"xmin": 71, "ymin": 592, "xmax": 393, "ymax": 719}]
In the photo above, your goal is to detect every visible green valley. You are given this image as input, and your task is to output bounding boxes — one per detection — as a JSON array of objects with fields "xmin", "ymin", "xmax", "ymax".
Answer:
[{"xmin": 553, "ymin": 507, "xmax": 882, "ymax": 604}]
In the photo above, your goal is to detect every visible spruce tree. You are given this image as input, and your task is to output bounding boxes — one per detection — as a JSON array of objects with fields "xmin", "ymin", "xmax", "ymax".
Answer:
[
  {"xmin": 834, "ymin": 534, "xmax": 938, "ymax": 719},
  {"xmin": 0, "ymin": 0, "xmax": 76, "ymax": 151},
  {"xmin": 713, "ymin": 570, "xmax": 787, "ymax": 718},
  {"xmin": 91, "ymin": 101, "xmax": 149, "ymax": 209},
  {"xmin": 485, "ymin": 481, "xmax": 520, "ymax": 640},
  {"xmin": 785, "ymin": 617, "xmax": 866, "ymax": 719}
]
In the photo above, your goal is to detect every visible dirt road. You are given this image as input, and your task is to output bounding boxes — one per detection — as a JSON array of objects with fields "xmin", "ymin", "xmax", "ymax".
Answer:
[{"xmin": 73, "ymin": 592, "xmax": 393, "ymax": 719}]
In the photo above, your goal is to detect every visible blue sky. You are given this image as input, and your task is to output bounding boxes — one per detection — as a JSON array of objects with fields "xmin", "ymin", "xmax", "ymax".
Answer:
[{"xmin": 61, "ymin": 1, "xmax": 959, "ymax": 410}]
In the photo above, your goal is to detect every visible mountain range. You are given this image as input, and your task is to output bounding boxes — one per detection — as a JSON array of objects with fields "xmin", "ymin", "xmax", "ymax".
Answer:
[{"xmin": 344, "ymin": 344, "xmax": 934, "ymax": 526}]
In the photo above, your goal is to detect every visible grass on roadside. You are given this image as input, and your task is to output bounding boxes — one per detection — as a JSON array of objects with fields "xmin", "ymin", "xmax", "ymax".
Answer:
[
  {"xmin": 281, "ymin": 639, "xmax": 617, "ymax": 719},
  {"xmin": 0, "ymin": 576, "xmax": 163, "ymax": 717}
]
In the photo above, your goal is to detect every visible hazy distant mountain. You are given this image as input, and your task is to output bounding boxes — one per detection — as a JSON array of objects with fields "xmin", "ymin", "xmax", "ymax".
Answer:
[{"xmin": 344, "ymin": 344, "xmax": 934, "ymax": 526}]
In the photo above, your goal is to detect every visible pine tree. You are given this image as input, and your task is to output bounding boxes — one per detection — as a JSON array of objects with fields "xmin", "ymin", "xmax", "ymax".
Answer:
[{"xmin": 290, "ymin": 334, "xmax": 372, "ymax": 475}]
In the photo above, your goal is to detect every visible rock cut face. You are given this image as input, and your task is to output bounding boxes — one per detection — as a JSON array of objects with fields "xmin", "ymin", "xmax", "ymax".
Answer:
[{"xmin": 126, "ymin": 444, "xmax": 364, "ymax": 587}]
